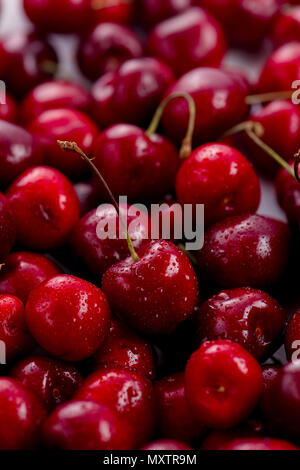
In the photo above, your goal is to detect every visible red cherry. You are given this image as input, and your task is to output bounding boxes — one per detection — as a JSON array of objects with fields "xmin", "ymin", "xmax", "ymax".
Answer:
[
  {"xmin": 154, "ymin": 372, "xmax": 206, "ymax": 442},
  {"xmin": 0, "ymin": 377, "xmax": 45, "ymax": 450},
  {"xmin": 42, "ymin": 400, "xmax": 135, "ymax": 450},
  {"xmin": 276, "ymin": 161, "xmax": 300, "ymax": 224},
  {"xmin": 102, "ymin": 240, "xmax": 198, "ymax": 335},
  {"xmin": 73, "ymin": 181, "xmax": 99, "ymax": 216},
  {"xmin": 185, "ymin": 340, "xmax": 263, "ymax": 429},
  {"xmin": 0, "ymin": 252, "xmax": 62, "ymax": 303},
  {"xmin": 21, "ymin": 80, "xmax": 92, "ymax": 124},
  {"xmin": 25, "ymin": 274, "xmax": 111, "ymax": 362},
  {"xmin": 90, "ymin": 0, "xmax": 134, "ymax": 25},
  {"xmin": 91, "ymin": 57, "xmax": 174, "ymax": 128},
  {"xmin": 272, "ymin": 6, "xmax": 300, "ymax": 47},
  {"xmin": 141, "ymin": 0, "xmax": 193, "ymax": 28},
  {"xmin": 75, "ymin": 368, "xmax": 155, "ymax": 447},
  {"xmin": 0, "ymin": 93, "xmax": 18, "ymax": 123},
  {"xmin": 222, "ymin": 437, "xmax": 299, "ymax": 451},
  {"xmin": 262, "ymin": 365, "xmax": 281, "ymax": 391},
  {"xmin": 162, "ymin": 67, "xmax": 248, "ymax": 146},
  {"xmin": 0, "ymin": 294, "xmax": 34, "ymax": 362},
  {"xmin": 176, "ymin": 143, "xmax": 261, "ymax": 227},
  {"xmin": 91, "ymin": 318, "xmax": 155, "ymax": 380},
  {"xmin": 0, "ymin": 32, "xmax": 58, "ymax": 97},
  {"xmin": 141, "ymin": 439, "xmax": 193, "ymax": 450},
  {"xmin": 71, "ymin": 204, "xmax": 150, "ymax": 276},
  {"xmin": 28, "ymin": 109, "xmax": 99, "ymax": 180},
  {"xmin": 0, "ymin": 120, "xmax": 42, "ymax": 187},
  {"xmin": 285, "ymin": 310, "xmax": 300, "ymax": 361},
  {"xmin": 77, "ymin": 22, "xmax": 143, "ymax": 81},
  {"xmin": 198, "ymin": 214, "xmax": 290, "ymax": 289},
  {"xmin": 11, "ymin": 355, "xmax": 83, "ymax": 411},
  {"xmin": 148, "ymin": 7, "xmax": 226, "ymax": 76},
  {"xmin": 0, "ymin": 192, "xmax": 16, "ymax": 262},
  {"xmin": 195, "ymin": 288, "xmax": 286, "ymax": 360},
  {"xmin": 201, "ymin": 419, "xmax": 265, "ymax": 450}
]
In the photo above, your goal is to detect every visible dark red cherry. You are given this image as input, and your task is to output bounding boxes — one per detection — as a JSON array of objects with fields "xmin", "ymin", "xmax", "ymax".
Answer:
[
  {"xmin": 0, "ymin": 93, "xmax": 18, "ymax": 123},
  {"xmin": 0, "ymin": 32, "xmax": 58, "ymax": 97},
  {"xmin": 176, "ymin": 143, "xmax": 261, "ymax": 227},
  {"xmin": 0, "ymin": 378, "xmax": 45, "ymax": 450},
  {"xmin": 0, "ymin": 252, "xmax": 62, "ymax": 303},
  {"xmin": 195, "ymin": 287, "xmax": 286, "ymax": 360},
  {"xmin": 201, "ymin": 419, "xmax": 265, "ymax": 450},
  {"xmin": 77, "ymin": 22, "xmax": 143, "ymax": 81},
  {"xmin": 25, "ymin": 274, "xmax": 111, "ymax": 362},
  {"xmin": 6, "ymin": 166, "xmax": 80, "ymax": 251},
  {"xmin": 262, "ymin": 365, "xmax": 281, "ymax": 391},
  {"xmin": 11, "ymin": 356, "xmax": 83, "ymax": 411},
  {"xmin": 102, "ymin": 240, "xmax": 198, "ymax": 335},
  {"xmin": 91, "ymin": 318, "xmax": 155, "ymax": 380},
  {"xmin": 21, "ymin": 80, "xmax": 92, "ymax": 124},
  {"xmin": 272, "ymin": 6, "xmax": 300, "ymax": 47},
  {"xmin": 89, "ymin": 0, "xmax": 134, "ymax": 25},
  {"xmin": 285, "ymin": 310, "xmax": 300, "ymax": 361},
  {"xmin": 28, "ymin": 109, "xmax": 99, "ymax": 180},
  {"xmin": 276, "ymin": 161, "xmax": 300, "ymax": 224},
  {"xmin": 222, "ymin": 438, "xmax": 299, "ymax": 451},
  {"xmin": 141, "ymin": 0, "xmax": 193, "ymax": 28},
  {"xmin": 0, "ymin": 192, "xmax": 16, "ymax": 262},
  {"xmin": 148, "ymin": 7, "xmax": 226, "ymax": 76},
  {"xmin": 141, "ymin": 440, "xmax": 193, "ymax": 450},
  {"xmin": 73, "ymin": 180, "xmax": 99, "ymax": 216},
  {"xmin": 92, "ymin": 124, "xmax": 179, "ymax": 203},
  {"xmin": 198, "ymin": 214, "xmax": 290, "ymax": 289},
  {"xmin": 185, "ymin": 340, "xmax": 263, "ymax": 429},
  {"xmin": 162, "ymin": 67, "xmax": 248, "ymax": 146},
  {"xmin": 0, "ymin": 120, "xmax": 42, "ymax": 187},
  {"xmin": 42, "ymin": 400, "xmax": 135, "ymax": 450},
  {"xmin": 91, "ymin": 57, "xmax": 174, "ymax": 128}
]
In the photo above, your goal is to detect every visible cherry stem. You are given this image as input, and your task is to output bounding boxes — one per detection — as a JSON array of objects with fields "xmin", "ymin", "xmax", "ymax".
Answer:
[
  {"xmin": 57, "ymin": 140, "xmax": 140, "ymax": 263},
  {"xmin": 246, "ymin": 90, "xmax": 292, "ymax": 105},
  {"xmin": 145, "ymin": 92, "xmax": 196, "ymax": 159},
  {"xmin": 294, "ymin": 151, "xmax": 300, "ymax": 183}
]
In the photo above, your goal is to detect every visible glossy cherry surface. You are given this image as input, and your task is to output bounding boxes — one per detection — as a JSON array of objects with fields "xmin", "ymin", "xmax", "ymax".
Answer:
[
  {"xmin": 285, "ymin": 309, "xmax": 300, "ymax": 361},
  {"xmin": 222, "ymin": 437, "xmax": 299, "ymax": 450},
  {"xmin": 141, "ymin": 0, "xmax": 193, "ymax": 28},
  {"xmin": 0, "ymin": 192, "xmax": 16, "ymax": 262},
  {"xmin": 276, "ymin": 161, "xmax": 300, "ymax": 224},
  {"xmin": 0, "ymin": 93, "xmax": 18, "ymax": 123},
  {"xmin": 272, "ymin": 6, "xmax": 300, "ymax": 46},
  {"xmin": 25, "ymin": 274, "xmax": 111, "ymax": 362},
  {"xmin": 141, "ymin": 439, "xmax": 193, "ymax": 450},
  {"xmin": 90, "ymin": 0, "xmax": 134, "ymax": 25}
]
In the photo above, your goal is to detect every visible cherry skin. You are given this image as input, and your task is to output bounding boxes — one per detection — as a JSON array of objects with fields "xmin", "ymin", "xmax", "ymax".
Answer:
[
  {"xmin": 0, "ymin": 192, "xmax": 16, "ymax": 262},
  {"xmin": 91, "ymin": 57, "xmax": 174, "ymax": 129},
  {"xmin": 162, "ymin": 67, "xmax": 248, "ymax": 146},
  {"xmin": 197, "ymin": 214, "xmax": 290, "ymax": 289},
  {"xmin": 89, "ymin": 0, "xmax": 134, "ymax": 25},
  {"xmin": 201, "ymin": 419, "xmax": 265, "ymax": 450},
  {"xmin": 21, "ymin": 80, "xmax": 92, "ymax": 124},
  {"xmin": 0, "ymin": 295, "xmax": 34, "ymax": 362},
  {"xmin": 0, "ymin": 252, "xmax": 62, "ymax": 303},
  {"xmin": 276, "ymin": 161, "xmax": 300, "ymax": 224},
  {"xmin": 0, "ymin": 120, "xmax": 42, "ymax": 187},
  {"xmin": 0, "ymin": 32, "xmax": 58, "ymax": 97},
  {"xmin": 71, "ymin": 203, "xmax": 150, "ymax": 277},
  {"xmin": 141, "ymin": 0, "xmax": 193, "ymax": 28},
  {"xmin": 91, "ymin": 318, "xmax": 156, "ymax": 380},
  {"xmin": 28, "ymin": 109, "xmax": 99, "ymax": 180},
  {"xmin": 0, "ymin": 93, "xmax": 18, "ymax": 123},
  {"xmin": 195, "ymin": 288, "xmax": 285, "ymax": 360},
  {"xmin": 261, "ymin": 365, "xmax": 281, "ymax": 392},
  {"xmin": 6, "ymin": 166, "xmax": 80, "ymax": 251},
  {"xmin": 25, "ymin": 274, "xmax": 111, "ymax": 362},
  {"xmin": 73, "ymin": 181, "xmax": 99, "ymax": 216},
  {"xmin": 176, "ymin": 143, "xmax": 261, "ymax": 227},
  {"xmin": 11, "ymin": 356, "xmax": 83, "ymax": 412},
  {"xmin": 285, "ymin": 310, "xmax": 300, "ymax": 361},
  {"xmin": 77, "ymin": 22, "xmax": 143, "ymax": 81},
  {"xmin": 141, "ymin": 440, "xmax": 193, "ymax": 450},
  {"xmin": 272, "ymin": 6, "xmax": 300, "ymax": 47},
  {"xmin": 42, "ymin": 400, "xmax": 135, "ymax": 450},
  {"xmin": 92, "ymin": 124, "xmax": 179, "ymax": 203},
  {"xmin": 185, "ymin": 340, "xmax": 263, "ymax": 429},
  {"xmin": 148, "ymin": 7, "xmax": 226, "ymax": 77},
  {"xmin": 222, "ymin": 438, "xmax": 299, "ymax": 451},
  {"xmin": 102, "ymin": 240, "xmax": 198, "ymax": 335},
  {"xmin": 0, "ymin": 378, "xmax": 45, "ymax": 450},
  {"xmin": 154, "ymin": 372, "xmax": 206, "ymax": 442},
  {"xmin": 75, "ymin": 368, "xmax": 155, "ymax": 447}
]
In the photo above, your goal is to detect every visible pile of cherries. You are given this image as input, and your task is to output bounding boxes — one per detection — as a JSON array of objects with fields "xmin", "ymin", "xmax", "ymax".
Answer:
[{"xmin": 1, "ymin": 0, "xmax": 300, "ymax": 452}]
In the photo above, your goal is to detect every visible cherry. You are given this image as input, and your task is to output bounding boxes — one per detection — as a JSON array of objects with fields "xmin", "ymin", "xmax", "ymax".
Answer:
[
  {"xmin": 154, "ymin": 372, "xmax": 206, "ymax": 442},
  {"xmin": 91, "ymin": 318, "xmax": 155, "ymax": 380},
  {"xmin": 42, "ymin": 400, "xmax": 135, "ymax": 450},
  {"xmin": 141, "ymin": 440, "xmax": 193, "ymax": 450},
  {"xmin": 0, "ymin": 93, "xmax": 18, "ymax": 123},
  {"xmin": 197, "ymin": 214, "xmax": 290, "ymax": 289},
  {"xmin": 285, "ymin": 309, "xmax": 300, "ymax": 361},
  {"xmin": 276, "ymin": 161, "xmax": 300, "ymax": 224},
  {"xmin": 162, "ymin": 67, "xmax": 248, "ymax": 146},
  {"xmin": 75, "ymin": 368, "xmax": 155, "ymax": 447},
  {"xmin": 21, "ymin": 80, "xmax": 92, "ymax": 124},
  {"xmin": 74, "ymin": 181, "xmax": 99, "ymax": 217},
  {"xmin": 262, "ymin": 365, "xmax": 281, "ymax": 391},
  {"xmin": 176, "ymin": 143, "xmax": 261, "ymax": 227},
  {"xmin": 201, "ymin": 419, "xmax": 265, "ymax": 450},
  {"xmin": 71, "ymin": 203, "xmax": 150, "ymax": 276},
  {"xmin": 221, "ymin": 438, "xmax": 299, "ymax": 451},
  {"xmin": 0, "ymin": 252, "xmax": 62, "ymax": 303},
  {"xmin": 148, "ymin": 7, "xmax": 226, "ymax": 76},
  {"xmin": 0, "ymin": 32, "xmax": 58, "ymax": 97},
  {"xmin": 185, "ymin": 340, "xmax": 263, "ymax": 429},
  {"xmin": 102, "ymin": 239, "xmax": 198, "ymax": 335},
  {"xmin": 28, "ymin": 109, "xmax": 99, "ymax": 180},
  {"xmin": 272, "ymin": 6, "xmax": 300, "ymax": 46},
  {"xmin": 141, "ymin": 0, "xmax": 193, "ymax": 28},
  {"xmin": 91, "ymin": 57, "xmax": 174, "ymax": 128},
  {"xmin": 6, "ymin": 166, "xmax": 79, "ymax": 251},
  {"xmin": 89, "ymin": 0, "xmax": 134, "ymax": 25},
  {"xmin": 195, "ymin": 288, "xmax": 285, "ymax": 360},
  {"xmin": 11, "ymin": 356, "xmax": 83, "ymax": 411},
  {"xmin": 0, "ymin": 192, "xmax": 16, "ymax": 262},
  {"xmin": 0, "ymin": 377, "xmax": 45, "ymax": 449},
  {"xmin": 0, "ymin": 120, "xmax": 42, "ymax": 187},
  {"xmin": 0, "ymin": 295, "xmax": 34, "ymax": 362},
  {"xmin": 77, "ymin": 22, "xmax": 143, "ymax": 81},
  {"xmin": 25, "ymin": 274, "xmax": 111, "ymax": 362}
]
